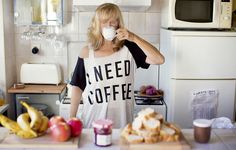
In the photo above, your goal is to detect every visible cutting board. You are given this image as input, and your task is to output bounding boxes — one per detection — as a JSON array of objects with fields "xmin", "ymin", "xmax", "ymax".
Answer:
[
  {"xmin": 0, "ymin": 130, "xmax": 78, "ymax": 148},
  {"xmin": 120, "ymin": 133, "xmax": 191, "ymax": 150}
]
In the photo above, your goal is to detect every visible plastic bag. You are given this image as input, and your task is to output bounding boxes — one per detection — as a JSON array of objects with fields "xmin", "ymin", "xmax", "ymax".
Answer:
[
  {"xmin": 191, "ymin": 89, "xmax": 218, "ymax": 120},
  {"xmin": 211, "ymin": 117, "xmax": 236, "ymax": 129}
]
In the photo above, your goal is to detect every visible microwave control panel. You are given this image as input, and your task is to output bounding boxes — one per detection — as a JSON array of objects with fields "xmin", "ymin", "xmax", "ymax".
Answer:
[{"xmin": 220, "ymin": 0, "xmax": 232, "ymax": 28}]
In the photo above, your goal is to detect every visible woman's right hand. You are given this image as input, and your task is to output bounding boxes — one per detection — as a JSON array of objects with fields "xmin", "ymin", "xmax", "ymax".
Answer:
[{"xmin": 116, "ymin": 28, "xmax": 135, "ymax": 42}]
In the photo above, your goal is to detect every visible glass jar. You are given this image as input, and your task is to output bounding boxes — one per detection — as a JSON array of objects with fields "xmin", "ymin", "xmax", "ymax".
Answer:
[
  {"xmin": 92, "ymin": 119, "xmax": 113, "ymax": 147},
  {"xmin": 0, "ymin": 89, "xmax": 5, "ymax": 106},
  {"xmin": 193, "ymin": 119, "xmax": 212, "ymax": 143}
]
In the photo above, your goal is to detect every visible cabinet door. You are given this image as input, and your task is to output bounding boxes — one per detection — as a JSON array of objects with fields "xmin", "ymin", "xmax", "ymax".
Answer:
[
  {"xmin": 171, "ymin": 80, "xmax": 236, "ymax": 128},
  {"xmin": 14, "ymin": 0, "xmax": 64, "ymax": 25},
  {"xmin": 172, "ymin": 35, "xmax": 236, "ymax": 79},
  {"xmin": 14, "ymin": 0, "xmax": 32, "ymax": 25}
]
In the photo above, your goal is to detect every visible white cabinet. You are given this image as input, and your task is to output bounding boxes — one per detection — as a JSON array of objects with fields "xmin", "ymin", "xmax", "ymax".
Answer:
[
  {"xmin": 169, "ymin": 80, "xmax": 236, "ymax": 128},
  {"xmin": 73, "ymin": 0, "xmax": 151, "ymax": 11},
  {"xmin": 14, "ymin": 0, "xmax": 65, "ymax": 25},
  {"xmin": 160, "ymin": 29, "xmax": 236, "ymax": 128},
  {"xmin": 161, "ymin": 30, "xmax": 236, "ymax": 79},
  {"xmin": 14, "ymin": 0, "xmax": 32, "ymax": 25}
]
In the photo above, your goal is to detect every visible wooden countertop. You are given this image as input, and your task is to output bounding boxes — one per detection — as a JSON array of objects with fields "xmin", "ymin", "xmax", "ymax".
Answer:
[
  {"xmin": 8, "ymin": 84, "xmax": 67, "ymax": 94},
  {"xmin": 1, "ymin": 128, "xmax": 236, "ymax": 150}
]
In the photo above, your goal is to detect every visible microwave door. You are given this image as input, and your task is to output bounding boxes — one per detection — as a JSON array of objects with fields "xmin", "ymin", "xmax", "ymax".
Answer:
[
  {"xmin": 175, "ymin": 0, "xmax": 214, "ymax": 23},
  {"xmin": 171, "ymin": 0, "xmax": 220, "ymax": 28}
]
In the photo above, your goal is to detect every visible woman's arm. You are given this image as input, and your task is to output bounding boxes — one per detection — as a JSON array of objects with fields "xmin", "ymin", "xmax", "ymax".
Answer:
[
  {"xmin": 116, "ymin": 28, "xmax": 165, "ymax": 65},
  {"xmin": 70, "ymin": 86, "xmax": 83, "ymax": 118}
]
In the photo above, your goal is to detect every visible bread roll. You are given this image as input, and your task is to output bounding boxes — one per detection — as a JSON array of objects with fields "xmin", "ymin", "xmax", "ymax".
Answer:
[
  {"xmin": 143, "ymin": 118, "xmax": 161, "ymax": 132},
  {"xmin": 125, "ymin": 134, "xmax": 144, "ymax": 144},
  {"xmin": 160, "ymin": 124, "xmax": 177, "ymax": 142},
  {"xmin": 121, "ymin": 108, "xmax": 181, "ymax": 144},
  {"xmin": 121, "ymin": 123, "xmax": 132, "ymax": 138},
  {"xmin": 132, "ymin": 117, "xmax": 143, "ymax": 131},
  {"xmin": 137, "ymin": 108, "xmax": 155, "ymax": 120},
  {"xmin": 144, "ymin": 135, "xmax": 159, "ymax": 144},
  {"xmin": 136, "ymin": 129, "xmax": 159, "ymax": 137}
]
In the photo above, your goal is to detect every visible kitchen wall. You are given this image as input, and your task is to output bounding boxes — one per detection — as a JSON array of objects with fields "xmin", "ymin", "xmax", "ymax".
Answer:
[
  {"xmin": 0, "ymin": 0, "xmax": 16, "ymax": 118},
  {"xmin": 14, "ymin": 0, "xmax": 162, "ymax": 90}
]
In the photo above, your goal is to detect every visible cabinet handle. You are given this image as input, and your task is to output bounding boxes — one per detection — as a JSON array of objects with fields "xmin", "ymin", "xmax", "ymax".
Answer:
[{"xmin": 17, "ymin": 96, "xmax": 30, "ymax": 100}]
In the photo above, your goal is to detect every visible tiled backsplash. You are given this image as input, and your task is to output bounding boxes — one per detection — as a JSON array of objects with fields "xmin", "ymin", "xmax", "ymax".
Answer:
[{"xmin": 14, "ymin": 0, "xmax": 161, "ymax": 89}]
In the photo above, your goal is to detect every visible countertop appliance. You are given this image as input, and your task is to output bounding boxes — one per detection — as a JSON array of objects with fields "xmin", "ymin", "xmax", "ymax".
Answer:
[
  {"xmin": 160, "ymin": 0, "xmax": 233, "ymax": 29},
  {"xmin": 59, "ymin": 97, "xmax": 83, "ymax": 120},
  {"xmin": 160, "ymin": 29, "xmax": 236, "ymax": 128},
  {"xmin": 20, "ymin": 63, "xmax": 62, "ymax": 85}
]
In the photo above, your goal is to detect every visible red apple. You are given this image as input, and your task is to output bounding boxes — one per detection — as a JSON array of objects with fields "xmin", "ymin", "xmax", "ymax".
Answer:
[
  {"xmin": 48, "ymin": 116, "xmax": 66, "ymax": 127},
  {"xmin": 67, "ymin": 118, "xmax": 83, "ymax": 137},
  {"xmin": 50, "ymin": 122, "xmax": 71, "ymax": 142}
]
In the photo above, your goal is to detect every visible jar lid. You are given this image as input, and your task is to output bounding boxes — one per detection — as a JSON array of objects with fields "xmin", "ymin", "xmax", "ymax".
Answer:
[
  {"xmin": 193, "ymin": 119, "xmax": 212, "ymax": 128},
  {"xmin": 92, "ymin": 119, "xmax": 113, "ymax": 129}
]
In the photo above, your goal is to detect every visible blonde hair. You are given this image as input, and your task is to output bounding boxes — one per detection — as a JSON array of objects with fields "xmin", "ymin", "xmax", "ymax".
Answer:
[{"xmin": 87, "ymin": 3, "xmax": 125, "ymax": 51}]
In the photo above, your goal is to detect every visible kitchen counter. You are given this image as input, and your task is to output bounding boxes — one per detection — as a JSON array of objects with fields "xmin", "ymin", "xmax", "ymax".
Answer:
[
  {"xmin": 0, "ymin": 128, "xmax": 236, "ymax": 150},
  {"xmin": 8, "ymin": 84, "xmax": 67, "ymax": 94},
  {"xmin": 7, "ymin": 84, "xmax": 67, "ymax": 117}
]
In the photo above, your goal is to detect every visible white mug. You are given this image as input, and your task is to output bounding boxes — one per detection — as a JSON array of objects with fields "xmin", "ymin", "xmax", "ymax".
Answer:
[{"xmin": 102, "ymin": 26, "xmax": 116, "ymax": 41}]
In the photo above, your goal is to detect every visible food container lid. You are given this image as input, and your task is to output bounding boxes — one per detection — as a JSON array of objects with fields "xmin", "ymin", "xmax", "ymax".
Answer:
[
  {"xmin": 193, "ymin": 119, "xmax": 212, "ymax": 128},
  {"xmin": 92, "ymin": 119, "xmax": 113, "ymax": 129}
]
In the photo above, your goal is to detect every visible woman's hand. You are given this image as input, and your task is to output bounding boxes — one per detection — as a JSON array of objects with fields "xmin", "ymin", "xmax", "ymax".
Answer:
[{"xmin": 116, "ymin": 28, "xmax": 135, "ymax": 42}]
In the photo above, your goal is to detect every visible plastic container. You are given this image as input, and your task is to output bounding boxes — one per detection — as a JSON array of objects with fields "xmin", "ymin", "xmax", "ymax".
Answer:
[
  {"xmin": 193, "ymin": 119, "xmax": 212, "ymax": 143},
  {"xmin": 0, "ymin": 89, "xmax": 5, "ymax": 106},
  {"xmin": 92, "ymin": 119, "xmax": 113, "ymax": 147}
]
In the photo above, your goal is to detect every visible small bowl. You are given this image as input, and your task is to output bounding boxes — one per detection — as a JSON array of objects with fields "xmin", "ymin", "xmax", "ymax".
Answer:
[{"xmin": 13, "ymin": 83, "xmax": 25, "ymax": 89}]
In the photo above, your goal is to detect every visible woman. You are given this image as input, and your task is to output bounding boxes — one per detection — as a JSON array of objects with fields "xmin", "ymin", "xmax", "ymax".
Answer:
[{"xmin": 70, "ymin": 3, "xmax": 164, "ymax": 128}]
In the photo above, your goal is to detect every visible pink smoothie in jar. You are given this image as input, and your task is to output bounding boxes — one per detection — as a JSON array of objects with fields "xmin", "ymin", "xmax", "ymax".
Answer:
[{"xmin": 92, "ymin": 119, "xmax": 113, "ymax": 147}]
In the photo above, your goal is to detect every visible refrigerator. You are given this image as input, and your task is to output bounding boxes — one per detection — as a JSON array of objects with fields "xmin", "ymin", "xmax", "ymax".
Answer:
[{"xmin": 159, "ymin": 29, "xmax": 236, "ymax": 128}]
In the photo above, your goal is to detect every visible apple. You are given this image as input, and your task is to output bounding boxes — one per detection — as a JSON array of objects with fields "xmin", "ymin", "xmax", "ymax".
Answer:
[
  {"xmin": 50, "ymin": 122, "xmax": 71, "ymax": 142},
  {"xmin": 48, "ymin": 116, "xmax": 66, "ymax": 127},
  {"xmin": 67, "ymin": 118, "xmax": 83, "ymax": 137}
]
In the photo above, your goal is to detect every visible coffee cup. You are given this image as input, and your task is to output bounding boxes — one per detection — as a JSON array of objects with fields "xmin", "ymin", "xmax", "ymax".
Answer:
[
  {"xmin": 193, "ymin": 119, "xmax": 212, "ymax": 143},
  {"xmin": 102, "ymin": 26, "xmax": 116, "ymax": 41}
]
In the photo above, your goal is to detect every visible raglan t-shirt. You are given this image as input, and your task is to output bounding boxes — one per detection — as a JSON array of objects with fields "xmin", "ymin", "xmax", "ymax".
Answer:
[{"xmin": 70, "ymin": 40, "xmax": 150, "ymax": 128}]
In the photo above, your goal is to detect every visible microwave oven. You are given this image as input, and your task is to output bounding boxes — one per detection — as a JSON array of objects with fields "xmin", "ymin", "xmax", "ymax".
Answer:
[{"xmin": 161, "ymin": 0, "xmax": 233, "ymax": 29}]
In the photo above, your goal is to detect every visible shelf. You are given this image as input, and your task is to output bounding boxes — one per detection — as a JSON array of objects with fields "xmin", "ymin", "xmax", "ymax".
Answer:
[{"xmin": 8, "ymin": 84, "xmax": 67, "ymax": 94}]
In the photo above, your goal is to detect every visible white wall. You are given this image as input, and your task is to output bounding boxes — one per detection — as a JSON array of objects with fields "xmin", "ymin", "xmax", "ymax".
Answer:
[
  {"xmin": 13, "ymin": 0, "xmax": 162, "ymax": 90},
  {"xmin": 0, "ymin": 0, "xmax": 16, "ymax": 118},
  {"xmin": 0, "ymin": 0, "xmax": 6, "ymax": 89}
]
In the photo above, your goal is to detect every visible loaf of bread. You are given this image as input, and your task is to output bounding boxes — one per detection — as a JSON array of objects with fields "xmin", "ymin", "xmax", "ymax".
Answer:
[{"xmin": 121, "ymin": 108, "xmax": 181, "ymax": 144}]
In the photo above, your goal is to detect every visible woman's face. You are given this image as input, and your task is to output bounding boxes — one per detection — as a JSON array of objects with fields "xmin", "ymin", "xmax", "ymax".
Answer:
[{"xmin": 100, "ymin": 18, "xmax": 119, "ymax": 29}]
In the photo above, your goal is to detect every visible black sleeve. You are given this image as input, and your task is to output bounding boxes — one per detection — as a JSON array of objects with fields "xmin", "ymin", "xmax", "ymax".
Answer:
[
  {"xmin": 70, "ymin": 57, "xmax": 86, "ymax": 91},
  {"xmin": 124, "ymin": 40, "xmax": 150, "ymax": 69}
]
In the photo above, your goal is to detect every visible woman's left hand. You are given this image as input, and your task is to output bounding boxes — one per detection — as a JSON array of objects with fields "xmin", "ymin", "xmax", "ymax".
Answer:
[{"xmin": 116, "ymin": 28, "xmax": 135, "ymax": 42}]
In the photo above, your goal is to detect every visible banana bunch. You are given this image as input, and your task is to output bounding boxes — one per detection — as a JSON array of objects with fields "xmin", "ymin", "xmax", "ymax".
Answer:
[{"xmin": 0, "ymin": 101, "xmax": 49, "ymax": 139}]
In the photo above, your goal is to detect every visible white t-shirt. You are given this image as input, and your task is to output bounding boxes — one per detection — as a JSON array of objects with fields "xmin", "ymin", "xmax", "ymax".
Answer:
[{"xmin": 71, "ymin": 40, "xmax": 149, "ymax": 128}]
